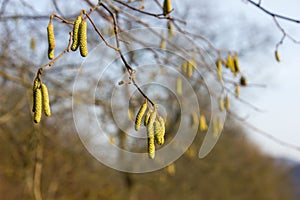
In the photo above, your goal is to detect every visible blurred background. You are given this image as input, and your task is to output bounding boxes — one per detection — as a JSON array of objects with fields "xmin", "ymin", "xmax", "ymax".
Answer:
[{"xmin": 0, "ymin": 0, "xmax": 299, "ymax": 199}]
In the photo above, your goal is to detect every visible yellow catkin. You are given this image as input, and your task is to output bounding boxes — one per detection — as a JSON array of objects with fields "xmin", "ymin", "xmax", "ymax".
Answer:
[
  {"xmin": 240, "ymin": 76, "xmax": 247, "ymax": 86},
  {"xmin": 199, "ymin": 114, "xmax": 208, "ymax": 131},
  {"xmin": 166, "ymin": 163, "xmax": 175, "ymax": 176},
  {"xmin": 187, "ymin": 57, "xmax": 196, "ymax": 78},
  {"xmin": 148, "ymin": 133, "xmax": 155, "ymax": 159},
  {"xmin": 186, "ymin": 146, "xmax": 196, "ymax": 159},
  {"xmin": 148, "ymin": 111, "xmax": 157, "ymax": 127},
  {"xmin": 147, "ymin": 111, "xmax": 156, "ymax": 159},
  {"xmin": 163, "ymin": 0, "xmax": 172, "ymax": 16},
  {"xmin": 32, "ymin": 78, "xmax": 40, "ymax": 112},
  {"xmin": 160, "ymin": 39, "xmax": 166, "ymax": 50},
  {"xmin": 181, "ymin": 60, "xmax": 187, "ymax": 74},
  {"xmin": 71, "ymin": 15, "xmax": 82, "ymax": 51},
  {"xmin": 167, "ymin": 21, "xmax": 174, "ymax": 38},
  {"xmin": 30, "ymin": 37, "xmax": 36, "ymax": 52},
  {"xmin": 41, "ymin": 83, "xmax": 51, "ymax": 117},
  {"xmin": 212, "ymin": 117, "xmax": 219, "ymax": 138},
  {"xmin": 155, "ymin": 116, "xmax": 165, "ymax": 145},
  {"xmin": 219, "ymin": 97, "xmax": 225, "ymax": 111},
  {"xmin": 144, "ymin": 111, "xmax": 151, "ymax": 126},
  {"xmin": 135, "ymin": 102, "xmax": 147, "ymax": 131},
  {"xmin": 235, "ymin": 84, "xmax": 240, "ymax": 98},
  {"xmin": 233, "ymin": 54, "xmax": 240, "ymax": 74},
  {"xmin": 225, "ymin": 95, "xmax": 230, "ymax": 110},
  {"xmin": 176, "ymin": 77, "xmax": 182, "ymax": 96},
  {"xmin": 226, "ymin": 55, "xmax": 235, "ymax": 72},
  {"xmin": 47, "ymin": 21, "xmax": 55, "ymax": 60},
  {"xmin": 154, "ymin": 120, "xmax": 161, "ymax": 143},
  {"xmin": 34, "ymin": 88, "xmax": 42, "ymax": 123},
  {"xmin": 79, "ymin": 19, "xmax": 88, "ymax": 57},
  {"xmin": 275, "ymin": 50, "xmax": 280, "ymax": 62},
  {"xmin": 216, "ymin": 58, "xmax": 222, "ymax": 81}
]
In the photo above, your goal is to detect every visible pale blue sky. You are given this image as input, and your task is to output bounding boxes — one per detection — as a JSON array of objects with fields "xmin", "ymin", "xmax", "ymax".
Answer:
[{"xmin": 226, "ymin": 0, "xmax": 300, "ymax": 161}]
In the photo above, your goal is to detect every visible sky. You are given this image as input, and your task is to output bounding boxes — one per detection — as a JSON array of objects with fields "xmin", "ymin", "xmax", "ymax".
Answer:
[{"xmin": 221, "ymin": 0, "xmax": 300, "ymax": 162}]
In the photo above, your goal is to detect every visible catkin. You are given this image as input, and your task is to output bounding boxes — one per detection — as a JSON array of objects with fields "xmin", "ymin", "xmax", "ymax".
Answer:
[
  {"xmin": 226, "ymin": 55, "xmax": 235, "ymax": 73},
  {"xmin": 148, "ymin": 134, "xmax": 155, "ymax": 159},
  {"xmin": 160, "ymin": 39, "xmax": 166, "ymax": 50},
  {"xmin": 135, "ymin": 102, "xmax": 147, "ymax": 131},
  {"xmin": 79, "ymin": 19, "xmax": 88, "ymax": 57},
  {"xmin": 216, "ymin": 58, "xmax": 222, "ymax": 81},
  {"xmin": 181, "ymin": 60, "xmax": 187, "ymax": 73},
  {"xmin": 32, "ymin": 78, "xmax": 40, "ymax": 112},
  {"xmin": 167, "ymin": 21, "xmax": 174, "ymax": 38},
  {"xmin": 154, "ymin": 120, "xmax": 161, "ymax": 143},
  {"xmin": 148, "ymin": 111, "xmax": 157, "ymax": 128},
  {"xmin": 147, "ymin": 111, "xmax": 156, "ymax": 159},
  {"xmin": 166, "ymin": 163, "xmax": 175, "ymax": 175},
  {"xmin": 71, "ymin": 15, "xmax": 83, "ymax": 51},
  {"xmin": 155, "ymin": 117, "xmax": 165, "ymax": 145},
  {"xmin": 199, "ymin": 114, "xmax": 208, "ymax": 131},
  {"xmin": 163, "ymin": 0, "xmax": 172, "ymax": 16},
  {"xmin": 158, "ymin": 116, "xmax": 165, "ymax": 145},
  {"xmin": 41, "ymin": 83, "xmax": 51, "ymax": 117},
  {"xmin": 235, "ymin": 84, "xmax": 240, "ymax": 98},
  {"xmin": 144, "ymin": 111, "xmax": 151, "ymax": 126},
  {"xmin": 47, "ymin": 21, "xmax": 55, "ymax": 60},
  {"xmin": 225, "ymin": 95, "xmax": 230, "ymax": 110},
  {"xmin": 233, "ymin": 54, "xmax": 240, "ymax": 74},
  {"xmin": 240, "ymin": 76, "xmax": 247, "ymax": 86},
  {"xmin": 275, "ymin": 50, "xmax": 280, "ymax": 62},
  {"xmin": 176, "ymin": 77, "xmax": 182, "ymax": 96},
  {"xmin": 212, "ymin": 117, "xmax": 219, "ymax": 138},
  {"xmin": 219, "ymin": 97, "xmax": 225, "ymax": 111},
  {"xmin": 187, "ymin": 59, "xmax": 195, "ymax": 78},
  {"xmin": 33, "ymin": 88, "xmax": 42, "ymax": 123}
]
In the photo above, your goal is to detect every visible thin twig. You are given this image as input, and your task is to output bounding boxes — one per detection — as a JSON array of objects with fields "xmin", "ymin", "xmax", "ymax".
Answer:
[
  {"xmin": 246, "ymin": 0, "xmax": 300, "ymax": 23},
  {"xmin": 100, "ymin": 2, "xmax": 156, "ymax": 106}
]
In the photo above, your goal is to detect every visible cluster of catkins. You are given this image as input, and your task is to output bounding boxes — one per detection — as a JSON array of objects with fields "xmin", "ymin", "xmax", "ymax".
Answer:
[
  {"xmin": 47, "ymin": 12, "xmax": 88, "ymax": 60},
  {"xmin": 134, "ymin": 101, "xmax": 166, "ymax": 159},
  {"xmin": 32, "ymin": 78, "xmax": 51, "ymax": 123}
]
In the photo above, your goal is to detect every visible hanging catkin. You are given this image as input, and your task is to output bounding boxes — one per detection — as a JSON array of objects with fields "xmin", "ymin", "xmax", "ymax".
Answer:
[
  {"xmin": 41, "ymin": 83, "xmax": 51, "ymax": 117},
  {"xmin": 33, "ymin": 88, "xmax": 42, "ymax": 123},
  {"xmin": 79, "ymin": 19, "xmax": 88, "ymax": 57},
  {"xmin": 163, "ymin": 0, "xmax": 172, "ymax": 16},
  {"xmin": 225, "ymin": 95, "xmax": 230, "ymax": 110},
  {"xmin": 199, "ymin": 114, "xmax": 208, "ymax": 131},
  {"xmin": 176, "ymin": 77, "xmax": 182, "ymax": 96},
  {"xmin": 157, "ymin": 116, "xmax": 165, "ymax": 145},
  {"xmin": 47, "ymin": 21, "xmax": 55, "ymax": 60},
  {"xmin": 32, "ymin": 78, "xmax": 40, "ymax": 112},
  {"xmin": 147, "ymin": 111, "xmax": 156, "ymax": 159},
  {"xmin": 144, "ymin": 111, "xmax": 151, "ymax": 126},
  {"xmin": 275, "ymin": 50, "xmax": 280, "ymax": 62},
  {"xmin": 135, "ymin": 101, "xmax": 147, "ymax": 131},
  {"xmin": 71, "ymin": 15, "xmax": 82, "ymax": 51},
  {"xmin": 216, "ymin": 58, "xmax": 222, "ymax": 81},
  {"xmin": 233, "ymin": 54, "xmax": 240, "ymax": 74}
]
